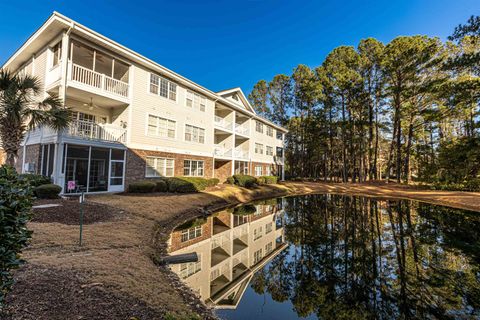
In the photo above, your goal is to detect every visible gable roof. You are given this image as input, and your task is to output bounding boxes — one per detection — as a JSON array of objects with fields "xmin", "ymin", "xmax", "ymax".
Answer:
[{"xmin": 216, "ymin": 87, "xmax": 256, "ymax": 114}]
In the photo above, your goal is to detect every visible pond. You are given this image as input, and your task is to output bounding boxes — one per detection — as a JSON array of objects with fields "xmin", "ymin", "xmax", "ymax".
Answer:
[{"xmin": 167, "ymin": 194, "xmax": 480, "ymax": 319}]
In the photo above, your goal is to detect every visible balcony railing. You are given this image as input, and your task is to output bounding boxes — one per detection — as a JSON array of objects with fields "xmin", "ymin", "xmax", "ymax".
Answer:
[
  {"xmin": 70, "ymin": 63, "xmax": 129, "ymax": 99},
  {"xmin": 66, "ymin": 119, "xmax": 127, "ymax": 143},
  {"xmin": 214, "ymin": 116, "xmax": 233, "ymax": 131},
  {"xmin": 214, "ymin": 145, "xmax": 233, "ymax": 158},
  {"xmin": 234, "ymin": 148, "xmax": 249, "ymax": 160},
  {"xmin": 235, "ymin": 124, "xmax": 249, "ymax": 136}
]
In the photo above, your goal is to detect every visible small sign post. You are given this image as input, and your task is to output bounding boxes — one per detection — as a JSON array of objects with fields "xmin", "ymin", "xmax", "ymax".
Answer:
[{"xmin": 79, "ymin": 191, "xmax": 85, "ymax": 246}]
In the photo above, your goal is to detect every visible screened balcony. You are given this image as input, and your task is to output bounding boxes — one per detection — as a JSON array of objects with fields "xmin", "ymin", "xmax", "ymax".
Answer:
[{"xmin": 68, "ymin": 40, "xmax": 130, "ymax": 100}]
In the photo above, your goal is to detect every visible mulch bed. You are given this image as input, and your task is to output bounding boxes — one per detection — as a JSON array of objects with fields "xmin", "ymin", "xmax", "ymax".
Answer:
[
  {"xmin": 31, "ymin": 198, "xmax": 123, "ymax": 225},
  {"xmin": 3, "ymin": 264, "xmax": 162, "ymax": 320}
]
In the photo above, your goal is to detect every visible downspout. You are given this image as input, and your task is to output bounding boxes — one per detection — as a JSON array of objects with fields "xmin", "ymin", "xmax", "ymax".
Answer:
[{"xmin": 212, "ymin": 98, "xmax": 218, "ymax": 178}]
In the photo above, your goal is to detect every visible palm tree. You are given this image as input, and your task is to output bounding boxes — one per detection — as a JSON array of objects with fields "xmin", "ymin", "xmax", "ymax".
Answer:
[{"xmin": 0, "ymin": 69, "xmax": 70, "ymax": 167}]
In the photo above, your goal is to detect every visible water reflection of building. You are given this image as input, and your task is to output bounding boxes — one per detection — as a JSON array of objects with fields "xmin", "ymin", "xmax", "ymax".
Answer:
[{"xmin": 168, "ymin": 199, "xmax": 287, "ymax": 309}]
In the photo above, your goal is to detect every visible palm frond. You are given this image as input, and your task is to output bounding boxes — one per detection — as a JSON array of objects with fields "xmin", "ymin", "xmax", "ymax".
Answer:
[
  {"xmin": 24, "ymin": 95, "xmax": 70, "ymax": 130},
  {"xmin": 15, "ymin": 74, "xmax": 41, "ymax": 96}
]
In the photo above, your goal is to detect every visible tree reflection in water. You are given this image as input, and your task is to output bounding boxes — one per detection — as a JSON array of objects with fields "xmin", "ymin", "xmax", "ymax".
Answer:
[{"xmin": 244, "ymin": 194, "xmax": 480, "ymax": 319}]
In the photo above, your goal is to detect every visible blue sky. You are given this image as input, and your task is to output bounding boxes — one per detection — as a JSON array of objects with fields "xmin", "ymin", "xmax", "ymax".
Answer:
[{"xmin": 0, "ymin": 0, "xmax": 478, "ymax": 94}]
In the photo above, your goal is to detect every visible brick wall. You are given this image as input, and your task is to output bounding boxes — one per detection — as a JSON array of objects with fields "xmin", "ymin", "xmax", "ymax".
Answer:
[
  {"xmin": 214, "ymin": 160, "xmax": 232, "ymax": 182},
  {"xmin": 15, "ymin": 144, "xmax": 42, "ymax": 173},
  {"xmin": 251, "ymin": 162, "xmax": 275, "ymax": 177},
  {"xmin": 125, "ymin": 148, "xmax": 214, "ymax": 186},
  {"xmin": 214, "ymin": 210, "xmax": 232, "ymax": 228},
  {"xmin": 169, "ymin": 218, "xmax": 212, "ymax": 252}
]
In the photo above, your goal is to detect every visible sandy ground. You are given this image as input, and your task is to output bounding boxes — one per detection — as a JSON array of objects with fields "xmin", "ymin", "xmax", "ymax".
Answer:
[{"xmin": 4, "ymin": 181, "xmax": 480, "ymax": 319}]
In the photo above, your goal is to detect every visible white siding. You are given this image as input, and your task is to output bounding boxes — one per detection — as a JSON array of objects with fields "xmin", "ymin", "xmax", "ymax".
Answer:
[{"xmin": 127, "ymin": 65, "xmax": 215, "ymax": 156}]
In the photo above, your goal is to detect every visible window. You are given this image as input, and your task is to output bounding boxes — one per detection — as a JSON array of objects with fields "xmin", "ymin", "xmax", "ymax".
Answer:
[
  {"xmin": 145, "ymin": 157, "xmax": 174, "ymax": 177},
  {"xmin": 265, "ymin": 222, "xmax": 273, "ymax": 234},
  {"xmin": 52, "ymin": 42, "xmax": 61, "ymax": 67},
  {"xmin": 179, "ymin": 254, "xmax": 201, "ymax": 279},
  {"xmin": 186, "ymin": 90, "xmax": 206, "ymax": 112},
  {"xmin": 255, "ymin": 121, "xmax": 264, "ymax": 133},
  {"xmin": 233, "ymin": 215, "xmax": 248, "ymax": 227},
  {"xmin": 184, "ymin": 160, "xmax": 204, "ymax": 176},
  {"xmin": 253, "ymin": 226, "xmax": 263, "ymax": 241},
  {"xmin": 71, "ymin": 111, "xmax": 96, "ymax": 123},
  {"xmin": 147, "ymin": 115, "xmax": 176, "ymax": 138},
  {"xmin": 266, "ymin": 146, "xmax": 273, "ymax": 156},
  {"xmin": 150, "ymin": 73, "xmax": 177, "ymax": 101},
  {"xmin": 235, "ymin": 161, "xmax": 249, "ymax": 175},
  {"xmin": 255, "ymin": 143, "xmax": 264, "ymax": 155},
  {"xmin": 276, "ymin": 147, "xmax": 284, "ymax": 158},
  {"xmin": 265, "ymin": 242, "xmax": 273, "ymax": 254},
  {"xmin": 266, "ymin": 126, "xmax": 273, "ymax": 137},
  {"xmin": 255, "ymin": 165, "xmax": 263, "ymax": 176},
  {"xmin": 265, "ymin": 165, "xmax": 271, "ymax": 176},
  {"xmin": 276, "ymin": 131, "xmax": 283, "ymax": 140},
  {"xmin": 181, "ymin": 226, "xmax": 202, "ymax": 242},
  {"xmin": 185, "ymin": 124, "xmax": 205, "ymax": 144},
  {"xmin": 253, "ymin": 249, "xmax": 263, "ymax": 264}
]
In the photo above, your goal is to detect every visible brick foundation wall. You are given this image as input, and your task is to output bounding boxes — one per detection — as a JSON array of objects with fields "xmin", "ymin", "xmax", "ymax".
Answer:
[
  {"xmin": 16, "ymin": 144, "xmax": 42, "ymax": 173},
  {"xmin": 214, "ymin": 210, "xmax": 232, "ymax": 228},
  {"xmin": 169, "ymin": 218, "xmax": 213, "ymax": 252},
  {"xmin": 251, "ymin": 162, "xmax": 275, "ymax": 177},
  {"xmin": 214, "ymin": 160, "xmax": 232, "ymax": 183},
  {"xmin": 125, "ymin": 148, "xmax": 214, "ymax": 187}
]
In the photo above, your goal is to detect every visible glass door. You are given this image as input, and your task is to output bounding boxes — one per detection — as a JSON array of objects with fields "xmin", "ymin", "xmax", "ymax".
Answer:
[{"xmin": 108, "ymin": 149, "xmax": 125, "ymax": 192}]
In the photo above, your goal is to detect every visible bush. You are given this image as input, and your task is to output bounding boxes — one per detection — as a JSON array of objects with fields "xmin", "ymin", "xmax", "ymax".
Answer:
[
  {"xmin": 153, "ymin": 179, "xmax": 168, "ymax": 192},
  {"xmin": 128, "ymin": 180, "xmax": 156, "ymax": 193},
  {"xmin": 34, "ymin": 184, "xmax": 62, "ymax": 199},
  {"xmin": 233, "ymin": 174, "xmax": 257, "ymax": 188},
  {"xmin": 207, "ymin": 178, "xmax": 220, "ymax": 187},
  {"xmin": 18, "ymin": 173, "xmax": 51, "ymax": 187},
  {"xmin": 0, "ymin": 166, "xmax": 34, "ymax": 310},
  {"xmin": 226, "ymin": 176, "xmax": 235, "ymax": 185},
  {"xmin": 258, "ymin": 176, "xmax": 278, "ymax": 185},
  {"xmin": 167, "ymin": 177, "xmax": 208, "ymax": 193},
  {"xmin": 233, "ymin": 204, "xmax": 257, "ymax": 216}
]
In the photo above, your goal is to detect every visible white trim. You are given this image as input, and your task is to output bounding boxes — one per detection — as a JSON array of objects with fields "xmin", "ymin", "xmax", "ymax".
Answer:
[
  {"xmin": 107, "ymin": 148, "xmax": 112, "ymax": 190},
  {"xmin": 148, "ymin": 72, "xmax": 178, "ymax": 103},
  {"xmin": 127, "ymin": 142, "xmax": 211, "ymax": 157},
  {"xmin": 145, "ymin": 113, "xmax": 177, "ymax": 140},
  {"xmin": 183, "ymin": 159, "xmax": 205, "ymax": 177},
  {"xmin": 145, "ymin": 156, "xmax": 175, "ymax": 178},
  {"xmin": 86, "ymin": 146, "xmax": 92, "ymax": 192},
  {"xmin": 184, "ymin": 123, "xmax": 206, "ymax": 144}
]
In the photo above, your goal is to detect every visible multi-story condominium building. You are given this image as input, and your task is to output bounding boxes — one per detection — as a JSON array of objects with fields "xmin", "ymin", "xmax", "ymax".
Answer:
[
  {"xmin": 168, "ymin": 199, "xmax": 286, "ymax": 308},
  {"xmin": 2, "ymin": 12, "xmax": 286, "ymax": 193}
]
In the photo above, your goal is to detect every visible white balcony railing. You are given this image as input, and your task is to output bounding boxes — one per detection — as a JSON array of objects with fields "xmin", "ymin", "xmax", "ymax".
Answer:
[
  {"xmin": 234, "ymin": 148, "xmax": 249, "ymax": 160},
  {"xmin": 70, "ymin": 63, "xmax": 129, "ymax": 99},
  {"xmin": 214, "ymin": 145, "xmax": 233, "ymax": 158},
  {"xmin": 66, "ymin": 119, "xmax": 127, "ymax": 143},
  {"xmin": 214, "ymin": 116, "xmax": 233, "ymax": 131},
  {"xmin": 235, "ymin": 124, "xmax": 249, "ymax": 136}
]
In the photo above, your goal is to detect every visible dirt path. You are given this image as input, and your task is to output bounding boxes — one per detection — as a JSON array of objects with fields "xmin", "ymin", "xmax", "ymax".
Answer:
[{"xmin": 5, "ymin": 182, "xmax": 480, "ymax": 319}]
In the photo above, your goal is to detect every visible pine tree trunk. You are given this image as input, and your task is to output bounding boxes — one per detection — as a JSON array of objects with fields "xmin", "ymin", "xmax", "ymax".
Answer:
[
  {"xmin": 404, "ymin": 115, "xmax": 414, "ymax": 183},
  {"xmin": 341, "ymin": 95, "xmax": 348, "ymax": 182}
]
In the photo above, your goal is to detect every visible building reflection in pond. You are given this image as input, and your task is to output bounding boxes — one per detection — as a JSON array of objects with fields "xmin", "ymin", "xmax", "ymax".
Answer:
[{"xmin": 168, "ymin": 198, "xmax": 287, "ymax": 309}]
